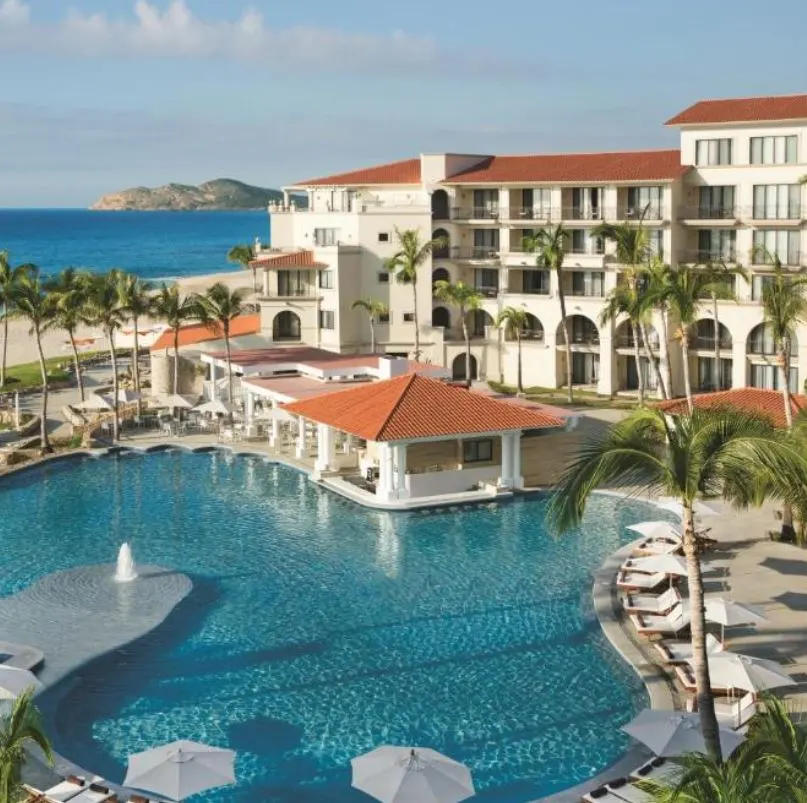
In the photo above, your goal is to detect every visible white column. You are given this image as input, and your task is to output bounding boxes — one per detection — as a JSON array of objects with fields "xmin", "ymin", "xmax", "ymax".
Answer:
[
  {"xmin": 295, "ymin": 416, "xmax": 307, "ymax": 458},
  {"xmin": 245, "ymin": 391, "xmax": 255, "ymax": 424},
  {"xmin": 499, "ymin": 432, "xmax": 514, "ymax": 489},
  {"xmin": 393, "ymin": 443, "xmax": 409, "ymax": 499},
  {"xmin": 269, "ymin": 401, "xmax": 280, "ymax": 447},
  {"xmin": 210, "ymin": 362, "xmax": 217, "ymax": 400},
  {"xmin": 376, "ymin": 442, "xmax": 395, "ymax": 501},
  {"xmin": 315, "ymin": 423, "xmax": 336, "ymax": 472},
  {"xmin": 343, "ymin": 433, "xmax": 353, "ymax": 454},
  {"xmin": 262, "ymin": 268, "xmax": 270, "ymax": 297},
  {"xmin": 511, "ymin": 431, "xmax": 523, "ymax": 489}
]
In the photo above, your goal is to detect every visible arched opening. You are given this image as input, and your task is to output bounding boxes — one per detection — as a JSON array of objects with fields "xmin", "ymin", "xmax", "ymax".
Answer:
[
  {"xmin": 557, "ymin": 315, "xmax": 599, "ymax": 387},
  {"xmin": 556, "ymin": 315, "xmax": 599, "ymax": 347},
  {"xmin": 614, "ymin": 320, "xmax": 659, "ymax": 350},
  {"xmin": 273, "ymin": 311, "xmax": 301, "ymax": 342},
  {"xmin": 432, "ymin": 228, "xmax": 450, "ymax": 259},
  {"xmin": 432, "ymin": 306, "xmax": 451, "ymax": 328},
  {"xmin": 431, "ymin": 190, "xmax": 450, "ymax": 221},
  {"xmin": 747, "ymin": 323, "xmax": 799, "ymax": 393},
  {"xmin": 505, "ymin": 313, "xmax": 544, "ymax": 341},
  {"xmin": 694, "ymin": 319, "xmax": 732, "ymax": 351},
  {"xmin": 468, "ymin": 309, "xmax": 494, "ymax": 339},
  {"xmin": 432, "ymin": 267, "xmax": 450, "ymax": 287},
  {"xmin": 452, "ymin": 353, "xmax": 478, "ymax": 381},
  {"xmin": 747, "ymin": 323, "xmax": 798, "ymax": 355}
]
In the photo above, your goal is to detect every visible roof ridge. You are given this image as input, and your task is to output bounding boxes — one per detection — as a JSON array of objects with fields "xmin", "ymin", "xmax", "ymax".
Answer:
[
  {"xmin": 374, "ymin": 372, "xmax": 420, "ymax": 441},
  {"xmin": 686, "ymin": 92, "xmax": 807, "ymax": 104}
]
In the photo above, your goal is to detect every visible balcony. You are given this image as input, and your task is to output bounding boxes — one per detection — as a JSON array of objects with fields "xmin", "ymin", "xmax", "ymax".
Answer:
[
  {"xmin": 562, "ymin": 207, "xmax": 613, "ymax": 221},
  {"xmin": 503, "ymin": 206, "xmax": 554, "ymax": 222},
  {"xmin": 678, "ymin": 206, "xmax": 738, "ymax": 222},
  {"xmin": 680, "ymin": 250, "xmax": 738, "ymax": 264},
  {"xmin": 615, "ymin": 334, "xmax": 660, "ymax": 350},
  {"xmin": 694, "ymin": 336, "xmax": 733, "ymax": 351},
  {"xmin": 747, "ymin": 206, "xmax": 804, "ymax": 224},
  {"xmin": 451, "ymin": 206, "xmax": 500, "ymax": 221},
  {"xmin": 750, "ymin": 251, "xmax": 804, "ymax": 268},
  {"xmin": 450, "ymin": 246, "xmax": 500, "ymax": 262}
]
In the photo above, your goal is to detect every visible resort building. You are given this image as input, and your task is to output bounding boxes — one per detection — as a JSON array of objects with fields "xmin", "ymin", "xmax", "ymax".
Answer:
[{"xmin": 254, "ymin": 92, "xmax": 807, "ymax": 397}]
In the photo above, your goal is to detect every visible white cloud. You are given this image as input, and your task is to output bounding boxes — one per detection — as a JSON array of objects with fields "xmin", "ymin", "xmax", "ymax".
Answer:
[{"xmin": 0, "ymin": 0, "xmax": 438, "ymax": 67}]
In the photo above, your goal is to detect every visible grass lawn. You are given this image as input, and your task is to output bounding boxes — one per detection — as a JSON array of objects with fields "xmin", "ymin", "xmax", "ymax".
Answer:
[
  {"xmin": 487, "ymin": 381, "xmax": 639, "ymax": 410},
  {"xmin": 1, "ymin": 350, "xmax": 120, "ymax": 393}
]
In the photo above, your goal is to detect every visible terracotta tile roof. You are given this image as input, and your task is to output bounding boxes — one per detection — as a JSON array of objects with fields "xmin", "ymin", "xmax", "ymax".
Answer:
[
  {"xmin": 150, "ymin": 314, "xmax": 261, "ymax": 351},
  {"xmin": 282, "ymin": 374, "xmax": 564, "ymax": 441},
  {"xmin": 248, "ymin": 250, "xmax": 328, "ymax": 270},
  {"xmin": 657, "ymin": 387, "xmax": 807, "ymax": 429},
  {"xmin": 444, "ymin": 149, "xmax": 686, "ymax": 184},
  {"xmin": 292, "ymin": 158, "xmax": 422, "ymax": 187},
  {"xmin": 666, "ymin": 94, "xmax": 807, "ymax": 126}
]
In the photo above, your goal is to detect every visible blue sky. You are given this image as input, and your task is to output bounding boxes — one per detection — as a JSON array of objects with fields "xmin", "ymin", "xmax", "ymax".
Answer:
[{"xmin": 2, "ymin": 0, "xmax": 806, "ymax": 206}]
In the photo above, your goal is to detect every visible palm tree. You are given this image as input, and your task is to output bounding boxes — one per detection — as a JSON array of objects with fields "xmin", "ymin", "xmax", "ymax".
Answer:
[
  {"xmin": 594, "ymin": 213, "xmax": 667, "ymax": 399},
  {"xmin": 193, "ymin": 283, "xmax": 249, "ymax": 423},
  {"xmin": 522, "ymin": 225, "xmax": 572, "ymax": 402},
  {"xmin": 0, "ymin": 687, "xmax": 53, "ymax": 803},
  {"xmin": 755, "ymin": 696, "xmax": 807, "ymax": 801},
  {"xmin": 433, "ymin": 280, "xmax": 483, "ymax": 387},
  {"xmin": 49, "ymin": 267, "xmax": 91, "ymax": 402},
  {"xmin": 117, "ymin": 273, "xmax": 154, "ymax": 417},
  {"xmin": 495, "ymin": 306, "xmax": 528, "ymax": 394},
  {"xmin": 227, "ymin": 244, "xmax": 259, "ymax": 293},
  {"xmin": 657, "ymin": 265, "xmax": 737, "ymax": 411},
  {"xmin": 0, "ymin": 252, "xmax": 31, "ymax": 388},
  {"xmin": 85, "ymin": 271, "xmax": 127, "ymax": 442},
  {"xmin": 351, "ymin": 297, "xmax": 388, "ymax": 354},
  {"xmin": 757, "ymin": 256, "xmax": 807, "ymax": 430},
  {"xmin": 12, "ymin": 267, "xmax": 55, "ymax": 452},
  {"xmin": 152, "ymin": 284, "xmax": 198, "ymax": 400},
  {"xmin": 644, "ymin": 259, "xmax": 674, "ymax": 397},
  {"xmin": 600, "ymin": 282, "xmax": 648, "ymax": 404},
  {"xmin": 385, "ymin": 228, "xmax": 447, "ymax": 361},
  {"xmin": 546, "ymin": 406, "xmax": 807, "ymax": 761}
]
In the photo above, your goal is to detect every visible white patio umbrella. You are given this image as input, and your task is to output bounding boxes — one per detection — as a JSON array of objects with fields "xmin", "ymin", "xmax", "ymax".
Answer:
[
  {"xmin": 704, "ymin": 598, "xmax": 767, "ymax": 642},
  {"xmin": 351, "ymin": 746, "xmax": 475, "ymax": 803},
  {"xmin": 692, "ymin": 652, "xmax": 796, "ymax": 694},
  {"xmin": 626, "ymin": 521, "xmax": 682, "ymax": 541},
  {"xmin": 153, "ymin": 394, "xmax": 195, "ymax": 410},
  {"xmin": 117, "ymin": 389, "xmax": 141, "ymax": 403},
  {"xmin": 657, "ymin": 498, "xmax": 721, "ymax": 519},
  {"xmin": 76, "ymin": 394, "xmax": 114, "ymax": 412},
  {"xmin": 123, "ymin": 740, "xmax": 236, "ymax": 802},
  {"xmin": 628, "ymin": 554, "xmax": 696, "ymax": 588},
  {"xmin": 193, "ymin": 399, "xmax": 231, "ymax": 416},
  {"xmin": 0, "ymin": 666, "xmax": 42, "ymax": 700},
  {"xmin": 622, "ymin": 709, "xmax": 745, "ymax": 758}
]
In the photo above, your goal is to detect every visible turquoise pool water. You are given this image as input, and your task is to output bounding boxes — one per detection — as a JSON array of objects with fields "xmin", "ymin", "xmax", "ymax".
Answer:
[{"xmin": 0, "ymin": 450, "xmax": 653, "ymax": 802}]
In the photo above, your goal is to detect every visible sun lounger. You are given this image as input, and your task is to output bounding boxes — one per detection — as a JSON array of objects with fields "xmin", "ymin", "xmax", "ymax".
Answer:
[
  {"xmin": 633, "ymin": 538, "xmax": 682, "ymax": 556},
  {"xmin": 675, "ymin": 664, "xmax": 734, "ymax": 695},
  {"xmin": 629, "ymin": 758, "xmax": 682, "ymax": 785},
  {"xmin": 67, "ymin": 785, "xmax": 115, "ymax": 803},
  {"xmin": 42, "ymin": 780, "xmax": 86, "ymax": 803},
  {"xmin": 609, "ymin": 784, "xmax": 653, "ymax": 803},
  {"xmin": 616, "ymin": 570, "xmax": 667, "ymax": 591},
  {"xmin": 653, "ymin": 633, "xmax": 723, "ymax": 664},
  {"xmin": 622, "ymin": 587, "xmax": 681, "ymax": 615},
  {"xmin": 583, "ymin": 787, "xmax": 628, "ymax": 802},
  {"xmin": 630, "ymin": 605, "xmax": 690, "ymax": 637},
  {"xmin": 583, "ymin": 779, "xmax": 653, "ymax": 803}
]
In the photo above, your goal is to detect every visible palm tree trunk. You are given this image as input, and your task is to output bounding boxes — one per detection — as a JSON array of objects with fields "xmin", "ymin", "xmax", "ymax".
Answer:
[
  {"xmin": 681, "ymin": 332, "xmax": 694, "ymax": 412},
  {"xmin": 68, "ymin": 330, "xmax": 85, "ymax": 402},
  {"xmin": 132, "ymin": 314, "xmax": 142, "ymax": 417},
  {"xmin": 369, "ymin": 318, "xmax": 376, "ymax": 354},
  {"xmin": 109, "ymin": 330, "xmax": 120, "ymax": 442},
  {"xmin": 631, "ymin": 321, "xmax": 646, "ymax": 405},
  {"xmin": 516, "ymin": 332, "xmax": 523, "ymax": 394},
  {"xmin": 225, "ymin": 324, "xmax": 235, "ymax": 426},
  {"xmin": 778, "ymin": 345, "xmax": 796, "ymax": 539},
  {"xmin": 557, "ymin": 272, "xmax": 573, "ymax": 402},
  {"xmin": 641, "ymin": 321, "xmax": 666, "ymax": 399},
  {"xmin": 683, "ymin": 503, "xmax": 722, "ymax": 762},
  {"xmin": 173, "ymin": 327, "xmax": 180, "ymax": 396},
  {"xmin": 461, "ymin": 312, "xmax": 472, "ymax": 387},
  {"xmin": 34, "ymin": 324, "xmax": 50, "ymax": 452},
  {"xmin": 712, "ymin": 296, "xmax": 721, "ymax": 390},
  {"xmin": 412, "ymin": 281, "xmax": 420, "ymax": 361},
  {"xmin": 251, "ymin": 266, "xmax": 258, "ymax": 293},
  {"xmin": 1, "ymin": 305, "xmax": 7, "ymax": 387},
  {"xmin": 661, "ymin": 308, "xmax": 673, "ymax": 399}
]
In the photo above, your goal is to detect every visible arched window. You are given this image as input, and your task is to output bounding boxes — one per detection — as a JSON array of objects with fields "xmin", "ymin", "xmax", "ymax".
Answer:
[
  {"xmin": 431, "ymin": 190, "xmax": 450, "ymax": 221},
  {"xmin": 557, "ymin": 315, "xmax": 599, "ymax": 346},
  {"xmin": 452, "ymin": 354, "xmax": 477, "ymax": 380},
  {"xmin": 694, "ymin": 319, "xmax": 732, "ymax": 350},
  {"xmin": 432, "ymin": 307, "xmax": 451, "ymax": 328},
  {"xmin": 432, "ymin": 228, "xmax": 450, "ymax": 259},
  {"xmin": 273, "ymin": 311, "xmax": 301, "ymax": 341}
]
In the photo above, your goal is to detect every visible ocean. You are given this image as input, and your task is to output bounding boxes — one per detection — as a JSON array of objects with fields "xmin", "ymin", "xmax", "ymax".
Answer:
[{"xmin": 0, "ymin": 209, "xmax": 271, "ymax": 282}]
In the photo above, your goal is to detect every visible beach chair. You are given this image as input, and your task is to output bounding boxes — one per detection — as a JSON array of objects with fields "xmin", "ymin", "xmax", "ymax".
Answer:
[
  {"xmin": 616, "ymin": 570, "xmax": 667, "ymax": 591},
  {"xmin": 622, "ymin": 587, "xmax": 681, "ymax": 615},
  {"xmin": 653, "ymin": 633, "xmax": 722, "ymax": 664},
  {"xmin": 24, "ymin": 777, "xmax": 86, "ymax": 803},
  {"xmin": 630, "ymin": 604, "xmax": 690, "ymax": 637},
  {"xmin": 629, "ymin": 758, "xmax": 682, "ymax": 785}
]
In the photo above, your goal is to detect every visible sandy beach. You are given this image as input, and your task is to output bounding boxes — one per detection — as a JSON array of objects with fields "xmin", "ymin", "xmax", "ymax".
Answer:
[{"xmin": 3, "ymin": 270, "xmax": 254, "ymax": 369}]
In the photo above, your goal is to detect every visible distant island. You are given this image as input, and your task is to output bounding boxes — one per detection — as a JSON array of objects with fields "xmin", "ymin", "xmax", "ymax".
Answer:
[{"xmin": 90, "ymin": 178, "xmax": 304, "ymax": 211}]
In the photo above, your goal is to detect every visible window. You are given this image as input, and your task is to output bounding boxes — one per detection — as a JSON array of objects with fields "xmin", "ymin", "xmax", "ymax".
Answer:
[
  {"xmin": 472, "ymin": 228, "xmax": 499, "ymax": 257},
  {"xmin": 571, "ymin": 187, "xmax": 603, "ymax": 220},
  {"xmin": 752, "ymin": 274, "xmax": 775, "ymax": 301},
  {"xmin": 752, "ymin": 185, "xmax": 801, "ymax": 220},
  {"xmin": 378, "ymin": 311, "xmax": 390, "ymax": 323},
  {"xmin": 474, "ymin": 268, "xmax": 499, "ymax": 296},
  {"xmin": 750, "ymin": 363, "xmax": 797, "ymax": 394},
  {"xmin": 377, "ymin": 272, "xmax": 390, "ymax": 283},
  {"xmin": 648, "ymin": 230, "xmax": 664, "ymax": 259},
  {"xmin": 748, "ymin": 323, "xmax": 777, "ymax": 354},
  {"xmin": 697, "ymin": 230, "xmax": 736, "ymax": 261},
  {"xmin": 318, "ymin": 310, "xmax": 335, "ymax": 330},
  {"xmin": 570, "ymin": 271, "xmax": 604, "ymax": 297},
  {"xmin": 750, "ymin": 135, "xmax": 797, "ymax": 165},
  {"xmin": 752, "ymin": 230, "xmax": 800, "ymax": 266},
  {"xmin": 313, "ymin": 228, "xmax": 339, "ymax": 246},
  {"xmin": 695, "ymin": 138, "xmax": 732, "ymax": 166},
  {"xmin": 522, "ymin": 269, "xmax": 550, "ymax": 294},
  {"xmin": 570, "ymin": 230, "xmax": 603, "ymax": 255},
  {"xmin": 403, "ymin": 312, "xmax": 415, "ymax": 322},
  {"xmin": 378, "ymin": 232, "xmax": 390, "ymax": 243},
  {"xmin": 318, "ymin": 270, "xmax": 334, "ymax": 289},
  {"xmin": 277, "ymin": 270, "xmax": 310, "ymax": 296},
  {"xmin": 518, "ymin": 188, "xmax": 551, "ymax": 218},
  {"xmin": 462, "ymin": 439, "xmax": 493, "ymax": 464},
  {"xmin": 698, "ymin": 186, "xmax": 735, "ymax": 219},
  {"xmin": 472, "ymin": 189, "xmax": 499, "ymax": 218},
  {"xmin": 626, "ymin": 186, "xmax": 663, "ymax": 218},
  {"xmin": 697, "ymin": 358, "xmax": 733, "ymax": 392}
]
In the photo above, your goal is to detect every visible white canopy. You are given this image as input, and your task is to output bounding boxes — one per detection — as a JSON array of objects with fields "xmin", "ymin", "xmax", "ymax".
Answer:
[
  {"xmin": 151, "ymin": 394, "xmax": 196, "ymax": 410},
  {"xmin": 628, "ymin": 554, "xmax": 692, "ymax": 577},
  {"xmin": 626, "ymin": 521, "xmax": 682, "ymax": 541},
  {"xmin": 76, "ymin": 394, "xmax": 114, "ymax": 412},
  {"xmin": 193, "ymin": 399, "xmax": 231, "ymax": 416},
  {"xmin": 123, "ymin": 740, "xmax": 236, "ymax": 802},
  {"xmin": 351, "ymin": 746, "xmax": 475, "ymax": 803},
  {"xmin": 0, "ymin": 666, "xmax": 42, "ymax": 700},
  {"xmin": 622, "ymin": 709, "xmax": 744, "ymax": 758},
  {"xmin": 693, "ymin": 652, "xmax": 795, "ymax": 694},
  {"xmin": 117, "ymin": 389, "xmax": 141, "ymax": 403},
  {"xmin": 705, "ymin": 597, "xmax": 767, "ymax": 641},
  {"xmin": 657, "ymin": 498, "xmax": 721, "ymax": 519}
]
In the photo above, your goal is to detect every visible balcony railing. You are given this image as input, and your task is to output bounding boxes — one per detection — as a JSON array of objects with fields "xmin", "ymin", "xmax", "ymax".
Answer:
[
  {"xmin": 559, "ymin": 333, "xmax": 601, "ymax": 346},
  {"xmin": 473, "ymin": 285, "xmax": 499, "ymax": 298},
  {"xmin": 694, "ymin": 336, "xmax": 733, "ymax": 351},
  {"xmin": 750, "ymin": 251, "xmax": 803, "ymax": 267},
  {"xmin": 616, "ymin": 335, "xmax": 660, "ymax": 350},
  {"xmin": 749, "ymin": 206, "xmax": 803, "ymax": 221},
  {"xmin": 505, "ymin": 206, "xmax": 553, "ymax": 221},
  {"xmin": 451, "ymin": 206, "xmax": 500, "ymax": 221},
  {"xmin": 620, "ymin": 205, "xmax": 665, "ymax": 220},
  {"xmin": 275, "ymin": 287, "xmax": 317, "ymax": 298},
  {"xmin": 563, "ymin": 207, "xmax": 612, "ymax": 221},
  {"xmin": 681, "ymin": 249, "xmax": 738, "ymax": 264},
  {"xmin": 679, "ymin": 206, "xmax": 738, "ymax": 220},
  {"xmin": 450, "ymin": 246, "xmax": 500, "ymax": 260}
]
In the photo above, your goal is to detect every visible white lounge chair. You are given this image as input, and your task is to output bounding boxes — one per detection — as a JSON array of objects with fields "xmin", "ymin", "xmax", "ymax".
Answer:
[
  {"xmin": 715, "ymin": 692, "xmax": 757, "ymax": 730},
  {"xmin": 629, "ymin": 758, "xmax": 682, "ymax": 785},
  {"xmin": 633, "ymin": 538, "xmax": 682, "ymax": 556},
  {"xmin": 622, "ymin": 587, "xmax": 681, "ymax": 615},
  {"xmin": 653, "ymin": 633, "xmax": 723, "ymax": 664},
  {"xmin": 583, "ymin": 787, "xmax": 628, "ymax": 802},
  {"xmin": 67, "ymin": 784, "xmax": 115, "ymax": 803},
  {"xmin": 24, "ymin": 778, "xmax": 86, "ymax": 803},
  {"xmin": 610, "ymin": 785, "xmax": 653, "ymax": 803},
  {"xmin": 617, "ymin": 570, "xmax": 667, "ymax": 590},
  {"xmin": 630, "ymin": 604, "xmax": 690, "ymax": 637}
]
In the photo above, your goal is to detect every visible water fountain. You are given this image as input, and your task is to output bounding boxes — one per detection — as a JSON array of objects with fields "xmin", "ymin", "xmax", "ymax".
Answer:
[{"xmin": 115, "ymin": 543, "xmax": 137, "ymax": 583}]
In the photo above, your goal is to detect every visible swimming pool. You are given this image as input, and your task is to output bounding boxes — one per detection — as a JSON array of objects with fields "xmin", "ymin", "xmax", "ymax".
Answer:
[{"xmin": 0, "ymin": 450, "xmax": 653, "ymax": 802}]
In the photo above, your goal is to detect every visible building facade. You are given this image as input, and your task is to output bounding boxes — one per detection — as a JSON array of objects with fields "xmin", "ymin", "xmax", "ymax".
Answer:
[{"xmin": 256, "ymin": 93, "xmax": 807, "ymax": 397}]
